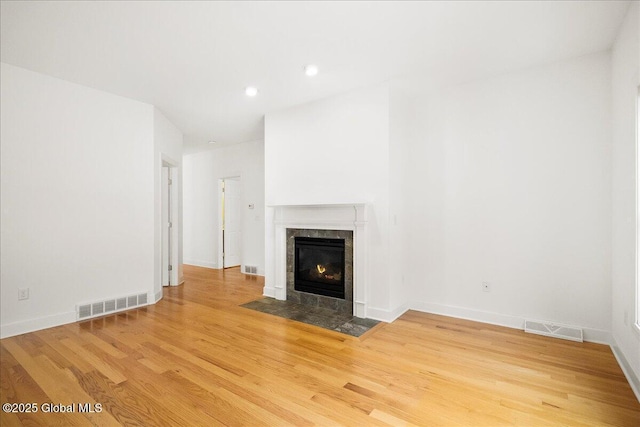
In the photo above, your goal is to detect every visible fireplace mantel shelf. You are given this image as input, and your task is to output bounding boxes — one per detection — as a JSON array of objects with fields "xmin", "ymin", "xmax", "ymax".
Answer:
[
  {"xmin": 266, "ymin": 202, "xmax": 370, "ymax": 210},
  {"xmin": 267, "ymin": 202, "xmax": 368, "ymax": 209}
]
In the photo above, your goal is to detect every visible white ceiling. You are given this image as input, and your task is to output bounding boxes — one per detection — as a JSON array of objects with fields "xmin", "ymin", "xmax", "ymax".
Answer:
[{"xmin": 0, "ymin": 1, "xmax": 631, "ymax": 152}]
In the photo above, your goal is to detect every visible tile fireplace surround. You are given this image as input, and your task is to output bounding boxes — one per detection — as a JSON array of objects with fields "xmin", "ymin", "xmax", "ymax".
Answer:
[
  {"xmin": 286, "ymin": 228, "xmax": 353, "ymax": 315},
  {"xmin": 269, "ymin": 204, "xmax": 368, "ymax": 318}
]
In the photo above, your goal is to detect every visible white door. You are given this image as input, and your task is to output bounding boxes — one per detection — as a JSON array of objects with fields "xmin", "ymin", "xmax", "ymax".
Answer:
[
  {"xmin": 223, "ymin": 178, "xmax": 241, "ymax": 268},
  {"xmin": 161, "ymin": 167, "xmax": 171, "ymax": 285}
]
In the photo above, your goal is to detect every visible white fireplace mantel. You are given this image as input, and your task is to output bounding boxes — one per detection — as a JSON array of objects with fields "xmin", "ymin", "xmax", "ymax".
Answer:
[{"xmin": 267, "ymin": 204, "xmax": 368, "ymax": 318}]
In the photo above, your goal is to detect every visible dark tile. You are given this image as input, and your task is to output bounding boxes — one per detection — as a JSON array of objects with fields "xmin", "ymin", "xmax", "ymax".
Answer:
[
  {"xmin": 299, "ymin": 292, "xmax": 318, "ymax": 307},
  {"xmin": 318, "ymin": 297, "xmax": 340, "ymax": 311},
  {"xmin": 288, "ymin": 292, "xmax": 301, "ymax": 304},
  {"xmin": 349, "ymin": 317, "xmax": 380, "ymax": 327},
  {"xmin": 334, "ymin": 322, "xmax": 369, "ymax": 337},
  {"xmin": 334, "ymin": 299, "xmax": 351, "ymax": 315},
  {"xmin": 241, "ymin": 298, "xmax": 380, "ymax": 338}
]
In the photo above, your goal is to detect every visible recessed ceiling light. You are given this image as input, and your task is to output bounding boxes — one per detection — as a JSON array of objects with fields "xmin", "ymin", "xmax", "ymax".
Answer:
[
  {"xmin": 245, "ymin": 86, "xmax": 258, "ymax": 97},
  {"xmin": 304, "ymin": 64, "xmax": 319, "ymax": 76},
  {"xmin": 208, "ymin": 140, "xmax": 217, "ymax": 144}
]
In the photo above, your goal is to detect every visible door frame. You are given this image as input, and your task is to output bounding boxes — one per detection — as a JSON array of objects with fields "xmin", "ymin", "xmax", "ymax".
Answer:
[
  {"xmin": 161, "ymin": 155, "xmax": 180, "ymax": 286},
  {"xmin": 217, "ymin": 175, "xmax": 241, "ymax": 269}
]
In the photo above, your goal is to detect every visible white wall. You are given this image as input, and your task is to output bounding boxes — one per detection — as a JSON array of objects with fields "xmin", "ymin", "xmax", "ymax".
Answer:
[
  {"xmin": 183, "ymin": 140, "xmax": 265, "ymax": 274},
  {"xmin": 611, "ymin": 2, "xmax": 640, "ymax": 393},
  {"xmin": 405, "ymin": 52, "xmax": 613, "ymax": 340},
  {"xmin": 153, "ymin": 107, "xmax": 184, "ymax": 298},
  {"xmin": 388, "ymin": 85, "xmax": 413, "ymax": 312},
  {"xmin": 265, "ymin": 84, "xmax": 397, "ymax": 318},
  {"xmin": 0, "ymin": 63, "xmax": 156, "ymax": 337},
  {"xmin": 265, "ymin": 85, "xmax": 390, "ymax": 207}
]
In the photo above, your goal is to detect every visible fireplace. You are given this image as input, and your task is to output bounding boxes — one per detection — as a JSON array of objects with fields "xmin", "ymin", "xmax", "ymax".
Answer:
[
  {"xmin": 294, "ymin": 237, "xmax": 345, "ymax": 299},
  {"xmin": 268, "ymin": 204, "xmax": 367, "ymax": 318},
  {"xmin": 286, "ymin": 228, "xmax": 353, "ymax": 315}
]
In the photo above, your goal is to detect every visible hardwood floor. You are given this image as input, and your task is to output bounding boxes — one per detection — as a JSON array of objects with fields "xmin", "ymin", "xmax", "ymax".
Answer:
[{"xmin": 2, "ymin": 265, "xmax": 639, "ymax": 426}]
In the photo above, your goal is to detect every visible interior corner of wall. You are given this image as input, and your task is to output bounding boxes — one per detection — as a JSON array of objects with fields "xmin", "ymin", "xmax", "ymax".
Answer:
[{"xmin": 610, "ymin": 338, "xmax": 640, "ymax": 403}]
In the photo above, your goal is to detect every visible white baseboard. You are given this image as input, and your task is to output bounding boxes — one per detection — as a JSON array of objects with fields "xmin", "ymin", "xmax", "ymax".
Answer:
[
  {"xmin": 611, "ymin": 342, "xmax": 640, "ymax": 403},
  {"xmin": 410, "ymin": 301, "xmax": 612, "ymax": 345},
  {"xmin": 411, "ymin": 301, "xmax": 524, "ymax": 330},
  {"xmin": 183, "ymin": 259, "xmax": 217, "ymax": 269},
  {"xmin": 0, "ymin": 311, "xmax": 76, "ymax": 339},
  {"xmin": 582, "ymin": 328, "xmax": 613, "ymax": 345},
  {"xmin": 246, "ymin": 268, "xmax": 265, "ymax": 277},
  {"xmin": 367, "ymin": 302, "xmax": 409, "ymax": 323},
  {"xmin": 2, "ymin": 290, "xmax": 163, "ymax": 339}
]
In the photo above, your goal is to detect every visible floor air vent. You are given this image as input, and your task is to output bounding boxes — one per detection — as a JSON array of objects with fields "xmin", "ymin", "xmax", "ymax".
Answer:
[
  {"xmin": 244, "ymin": 265, "xmax": 258, "ymax": 275},
  {"xmin": 524, "ymin": 320, "xmax": 583, "ymax": 342},
  {"xmin": 77, "ymin": 292, "xmax": 149, "ymax": 320}
]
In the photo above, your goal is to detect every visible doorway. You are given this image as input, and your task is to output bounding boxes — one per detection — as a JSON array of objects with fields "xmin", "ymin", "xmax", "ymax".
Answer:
[
  {"xmin": 161, "ymin": 159, "xmax": 179, "ymax": 286},
  {"xmin": 218, "ymin": 177, "xmax": 242, "ymax": 269}
]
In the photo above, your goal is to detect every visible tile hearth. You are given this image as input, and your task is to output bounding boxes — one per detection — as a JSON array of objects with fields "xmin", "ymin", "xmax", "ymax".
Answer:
[{"xmin": 241, "ymin": 298, "xmax": 380, "ymax": 337}]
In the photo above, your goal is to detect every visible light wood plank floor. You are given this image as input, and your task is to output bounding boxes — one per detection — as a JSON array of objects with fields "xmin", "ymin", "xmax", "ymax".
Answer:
[{"xmin": 2, "ymin": 265, "xmax": 639, "ymax": 426}]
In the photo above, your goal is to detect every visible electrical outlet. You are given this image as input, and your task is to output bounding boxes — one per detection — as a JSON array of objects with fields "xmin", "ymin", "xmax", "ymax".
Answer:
[
  {"xmin": 18, "ymin": 288, "xmax": 29, "ymax": 300},
  {"xmin": 482, "ymin": 282, "xmax": 491, "ymax": 292}
]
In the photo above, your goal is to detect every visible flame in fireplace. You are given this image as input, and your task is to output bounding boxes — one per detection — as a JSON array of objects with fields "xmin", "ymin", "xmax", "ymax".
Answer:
[{"xmin": 316, "ymin": 264, "xmax": 326, "ymax": 274}]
